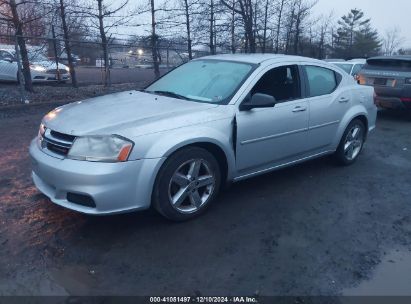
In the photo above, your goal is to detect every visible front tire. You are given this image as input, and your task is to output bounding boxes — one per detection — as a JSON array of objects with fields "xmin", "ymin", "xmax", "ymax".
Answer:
[
  {"xmin": 334, "ymin": 119, "xmax": 366, "ymax": 166},
  {"xmin": 152, "ymin": 147, "xmax": 221, "ymax": 221}
]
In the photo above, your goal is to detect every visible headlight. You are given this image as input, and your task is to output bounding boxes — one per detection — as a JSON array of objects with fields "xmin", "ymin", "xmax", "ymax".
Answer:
[
  {"xmin": 39, "ymin": 123, "xmax": 46, "ymax": 137},
  {"xmin": 67, "ymin": 135, "xmax": 134, "ymax": 162},
  {"xmin": 405, "ymin": 78, "xmax": 411, "ymax": 85},
  {"xmin": 64, "ymin": 66, "xmax": 70, "ymax": 72},
  {"xmin": 30, "ymin": 64, "xmax": 47, "ymax": 72}
]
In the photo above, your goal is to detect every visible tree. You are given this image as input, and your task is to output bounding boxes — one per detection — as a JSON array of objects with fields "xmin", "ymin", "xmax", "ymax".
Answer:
[
  {"xmin": 58, "ymin": 0, "xmax": 78, "ymax": 87},
  {"xmin": 332, "ymin": 9, "xmax": 380, "ymax": 58},
  {"xmin": 182, "ymin": 0, "xmax": 194, "ymax": 59},
  {"xmin": 221, "ymin": 0, "xmax": 256, "ymax": 53},
  {"xmin": 383, "ymin": 27, "xmax": 404, "ymax": 56},
  {"xmin": 0, "ymin": 0, "xmax": 38, "ymax": 92},
  {"xmin": 150, "ymin": 0, "xmax": 160, "ymax": 78},
  {"xmin": 274, "ymin": 0, "xmax": 286, "ymax": 53},
  {"xmin": 83, "ymin": 0, "xmax": 129, "ymax": 86}
]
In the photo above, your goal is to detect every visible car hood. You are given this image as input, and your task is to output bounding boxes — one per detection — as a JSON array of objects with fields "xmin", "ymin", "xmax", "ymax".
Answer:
[
  {"xmin": 43, "ymin": 91, "xmax": 226, "ymax": 137},
  {"xmin": 32, "ymin": 60, "xmax": 68, "ymax": 70}
]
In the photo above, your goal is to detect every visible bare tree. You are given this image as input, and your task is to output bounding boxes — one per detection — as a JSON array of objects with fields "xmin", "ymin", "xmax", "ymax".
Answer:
[
  {"xmin": 58, "ymin": 0, "xmax": 78, "ymax": 87},
  {"xmin": 221, "ymin": 0, "xmax": 256, "ymax": 53},
  {"xmin": 150, "ymin": 0, "xmax": 160, "ymax": 78},
  {"xmin": 292, "ymin": 0, "xmax": 317, "ymax": 55},
  {"xmin": 383, "ymin": 27, "xmax": 404, "ymax": 56},
  {"xmin": 261, "ymin": 0, "xmax": 269, "ymax": 53},
  {"xmin": 274, "ymin": 0, "xmax": 286, "ymax": 53},
  {"xmin": 0, "ymin": 0, "xmax": 38, "ymax": 91},
  {"xmin": 81, "ymin": 0, "xmax": 129, "ymax": 86},
  {"xmin": 182, "ymin": 0, "xmax": 193, "ymax": 59}
]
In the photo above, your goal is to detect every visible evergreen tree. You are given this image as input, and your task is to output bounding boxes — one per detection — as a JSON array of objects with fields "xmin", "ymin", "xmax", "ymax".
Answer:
[{"xmin": 332, "ymin": 9, "xmax": 381, "ymax": 58}]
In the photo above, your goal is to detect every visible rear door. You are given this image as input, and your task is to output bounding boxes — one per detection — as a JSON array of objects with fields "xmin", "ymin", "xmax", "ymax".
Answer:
[{"xmin": 302, "ymin": 65, "xmax": 351, "ymax": 152}]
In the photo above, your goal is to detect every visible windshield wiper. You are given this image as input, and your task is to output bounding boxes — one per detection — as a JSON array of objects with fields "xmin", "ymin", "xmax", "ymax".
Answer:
[{"xmin": 149, "ymin": 90, "xmax": 192, "ymax": 101}]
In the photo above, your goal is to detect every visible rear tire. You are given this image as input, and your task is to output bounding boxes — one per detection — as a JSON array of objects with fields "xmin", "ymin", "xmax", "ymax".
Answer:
[
  {"xmin": 334, "ymin": 119, "xmax": 366, "ymax": 166},
  {"xmin": 152, "ymin": 147, "xmax": 221, "ymax": 221}
]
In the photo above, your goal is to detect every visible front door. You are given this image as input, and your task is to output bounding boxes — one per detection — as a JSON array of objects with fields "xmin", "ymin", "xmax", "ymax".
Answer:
[{"xmin": 236, "ymin": 64, "xmax": 309, "ymax": 174}]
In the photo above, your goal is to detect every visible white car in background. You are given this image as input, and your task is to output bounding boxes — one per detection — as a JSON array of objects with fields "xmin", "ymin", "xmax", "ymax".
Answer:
[
  {"xmin": 0, "ymin": 48, "xmax": 70, "ymax": 83},
  {"xmin": 330, "ymin": 60, "xmax": 366, "ymax": 80}
]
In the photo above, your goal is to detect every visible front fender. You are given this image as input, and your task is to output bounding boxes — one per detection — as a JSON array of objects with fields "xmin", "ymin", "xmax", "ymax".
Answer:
[{"xmin": 130, "ymin": 119, "xmax": 237, "ymax": 181}]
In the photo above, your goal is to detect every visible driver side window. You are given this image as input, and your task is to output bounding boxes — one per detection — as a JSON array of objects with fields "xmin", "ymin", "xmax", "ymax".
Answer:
[{"xmin": 251, "ymin": 65, "xmax": 301, "ymax": 103}]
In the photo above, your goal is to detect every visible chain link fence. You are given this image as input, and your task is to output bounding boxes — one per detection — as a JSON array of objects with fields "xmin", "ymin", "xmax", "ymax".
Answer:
[{"xmin": 0, "ymin": 34, "xmax": 216, "ymax": 105}]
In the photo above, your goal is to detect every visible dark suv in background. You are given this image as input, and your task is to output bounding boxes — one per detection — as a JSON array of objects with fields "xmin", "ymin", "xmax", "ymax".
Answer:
[{"xmin": 358, "ymin": 56, "xmax": 411, "ymax": 114}]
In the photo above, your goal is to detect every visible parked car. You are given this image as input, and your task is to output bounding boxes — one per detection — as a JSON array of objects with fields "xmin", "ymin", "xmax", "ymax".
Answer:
[
  {"xmin": 358, "ymin": 56, "xmax": 411, "ymax": 113},
  {"xmin": 331, "ymin": 60, "xmax": 365, "ymax": 79},
  {"xmin": 55, "ymin": 51, "xmax": 81, "ymax": 66},
  {"xmin": 29, "ymin": 54, "xmax": 377, "ymax": 221},
  {"xmin": 0, "ymin": 48, "xmax": 70, "ymax": 83}
]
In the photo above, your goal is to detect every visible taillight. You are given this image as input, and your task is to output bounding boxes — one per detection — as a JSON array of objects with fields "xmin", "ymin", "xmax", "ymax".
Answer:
[
  {"xmin": 373, "ymin": 91, "xmax": 378, "ymax": 105},
  {"xmin": 400, "ymin": 97, "xmax": 411, "ymax": 102}
]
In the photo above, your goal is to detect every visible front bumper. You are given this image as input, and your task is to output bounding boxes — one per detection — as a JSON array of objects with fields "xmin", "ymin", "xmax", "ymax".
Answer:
[
  {"xmin": 31, "ymin": 71, "xmax": 70, "ymax": 82},
  {"xmin": 29, "ymin": 139, "xmax": 165, "ymax": 215}
]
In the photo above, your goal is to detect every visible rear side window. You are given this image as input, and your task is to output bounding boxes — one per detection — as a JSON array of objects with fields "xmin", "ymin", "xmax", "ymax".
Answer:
[
  {"xmin": 304, "ymin": 66, "xmax": 339, "ymax": 97},
  {"xmin": 352, "ymin": 64, "xmax": 364, "ymax": 75}
]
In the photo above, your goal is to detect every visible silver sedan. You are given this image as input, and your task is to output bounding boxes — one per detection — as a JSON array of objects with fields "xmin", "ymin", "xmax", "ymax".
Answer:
[{"xmin": 29, "ymin": 54, "xmax": 377, "ymax": 221}]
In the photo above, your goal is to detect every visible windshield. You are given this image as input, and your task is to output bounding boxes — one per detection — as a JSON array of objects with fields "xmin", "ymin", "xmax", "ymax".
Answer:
[
  {"xmin": 7, "ymin": 50, "xmax": 48, "ymax": 62},
  {"xmin": 334, "ymin": 63, "xmax": 353, "ymax": 74},
  {"xmin": 28, "ymin": 51, "xmax": 48, "ymax": 61},
  {"xmin": 145, "ymin": 59, "xmax": 255, "ymax": 104}
]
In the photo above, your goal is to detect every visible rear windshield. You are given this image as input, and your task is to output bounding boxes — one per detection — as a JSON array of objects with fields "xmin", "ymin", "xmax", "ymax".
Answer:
[{"xmin": 365, "ymin": 59, "xmax": 411, "ymax": 71}]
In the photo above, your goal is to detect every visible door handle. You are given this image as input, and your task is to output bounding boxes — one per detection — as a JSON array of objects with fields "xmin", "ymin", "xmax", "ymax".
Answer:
[
  {"xmin": 292, "ymin": 106, "xmax": 307, "ymax": 113},
  {"xmin": 339, "ymin": 97, "xmax": 350, "ymax": 103}
]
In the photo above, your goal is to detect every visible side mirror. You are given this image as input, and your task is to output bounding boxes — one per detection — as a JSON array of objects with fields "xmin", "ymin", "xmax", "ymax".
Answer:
[{"xmin": 240, "ymin": 93, "xmax": 277, "ymax": 111}]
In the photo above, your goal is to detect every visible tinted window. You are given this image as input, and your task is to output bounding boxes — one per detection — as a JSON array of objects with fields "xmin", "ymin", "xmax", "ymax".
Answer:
[
  {"xmin": 305, "ymin": 66, "xmax": 338, "ymax": 97},
  {"xmin": 251, "ymin": 65, "xmax": 301, "ymax": 102},
  {"xmin": 365, "ymin": 58, "xmax": 411, "ymax": 71}
]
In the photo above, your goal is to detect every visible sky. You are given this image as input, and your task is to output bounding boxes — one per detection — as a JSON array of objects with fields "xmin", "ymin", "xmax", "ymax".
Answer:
[{"xmin": 315, "ymin": 0, "xmax": 411, "ymax": 48}]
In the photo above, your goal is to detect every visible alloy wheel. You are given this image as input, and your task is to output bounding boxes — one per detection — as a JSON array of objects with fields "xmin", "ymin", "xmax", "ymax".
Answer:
[
  {"xmin": 168, "ymin": 159, "xmax": 216, "ymax": 214},
  {"xmin": 344, "ymin": 124, "xmax": 363, "ymax": 161}
]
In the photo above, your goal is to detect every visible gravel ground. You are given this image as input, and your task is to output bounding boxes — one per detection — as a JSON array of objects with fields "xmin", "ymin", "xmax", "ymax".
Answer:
[{"xmin": 0, "ymin": 101, "xmax": 410, "ymax": 297}]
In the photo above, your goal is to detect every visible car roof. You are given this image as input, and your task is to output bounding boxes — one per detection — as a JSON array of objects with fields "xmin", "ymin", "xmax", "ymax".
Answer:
[
  {"xmin": 367, "ymin": 55, "xmax": 411, "ymax": 62},
  {"xmin": 197, "ymin": 53, "xmax": 324, "ymax": 65},
  {"xmin": 330, "ymin": 61, "xmax": 354, "ymax": 65},
  {"xmin": 348, "ymin": 58, "xmax": 366, "ymax": 63}
]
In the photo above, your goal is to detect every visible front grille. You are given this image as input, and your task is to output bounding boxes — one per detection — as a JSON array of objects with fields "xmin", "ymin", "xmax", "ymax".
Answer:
[
  {"xmin": 41, "ymin": 128, "xmax": 75, "ymax": 156},
  {"xmin": 46, "ymin": 69, "xmax": 68, "ymax": 75}
]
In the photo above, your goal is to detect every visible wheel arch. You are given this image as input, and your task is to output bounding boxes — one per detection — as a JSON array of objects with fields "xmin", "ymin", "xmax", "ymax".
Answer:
[{"xmin": 333, "ymin": 106, "xmax": 369, "ymax": 148}]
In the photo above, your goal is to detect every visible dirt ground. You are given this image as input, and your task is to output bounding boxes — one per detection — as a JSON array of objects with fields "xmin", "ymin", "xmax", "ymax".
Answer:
[{"xmin": 0, "ymin": 99, "xmax": 410, "ymax": 297}]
